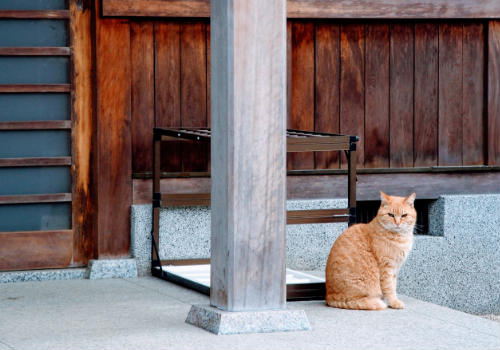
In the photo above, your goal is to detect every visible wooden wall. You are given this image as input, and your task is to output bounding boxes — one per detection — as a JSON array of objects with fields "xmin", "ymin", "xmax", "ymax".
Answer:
[{"xmin": 125, "ymin": 19, "xmax": 500, "ymax": 175}]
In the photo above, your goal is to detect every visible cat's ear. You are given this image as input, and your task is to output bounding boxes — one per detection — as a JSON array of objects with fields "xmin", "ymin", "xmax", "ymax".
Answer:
[
  {"xmin": 380, "ymin": 191, "xmax": 390, "ymax": 206},
  {"xmin": 405, "ymin": 192, "xmax": 416, "ymax": 207}
]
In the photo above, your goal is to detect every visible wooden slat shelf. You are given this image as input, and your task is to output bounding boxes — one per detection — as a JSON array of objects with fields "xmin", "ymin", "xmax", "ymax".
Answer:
[
  {"xmin": 0, "ymin": 193, "xmax": 72, "ymax": 205},
  {"xmin": 0, "ymin": 47, "xmax": 70, "ymax": 56},
  {"xmin": 0, "ymin": 157, "xmax": 71, "ymax": 167},
  {"xmin": 0, "ymin": 10, "xmax": 70, "ymax": 19},
  {"xmin": 0, "ymin": 84, "xmax": 71, "ymax": 93}
]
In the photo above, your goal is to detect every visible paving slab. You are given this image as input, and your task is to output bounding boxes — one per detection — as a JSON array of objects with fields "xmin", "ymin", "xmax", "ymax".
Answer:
[{"xmin": 0, "ymin": 277, "xmax": 498, "ymax": 350}]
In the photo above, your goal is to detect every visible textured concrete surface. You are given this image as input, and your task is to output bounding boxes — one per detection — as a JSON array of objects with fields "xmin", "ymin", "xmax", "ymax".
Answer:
[
  {"xmin": 0, "ymin": 277, "xmax": 498, "ymax": 350},
  {"xmin": 186, "ymin": 304, "xmax": 310, "ymax": 334},
  {"xmin": 398, "ymin": 194, "xmax": 500, "ymax": 314},
  {"xmin": 131, "ymin": 199, "xmax": 347, "ymax": 275},
  {"xmin": 86, "ymin": 259, "xmax": 138, "ymax": 280},
  {"xmin": 0, "ymin": 268, "xmax": 86, "ymax": 284}
]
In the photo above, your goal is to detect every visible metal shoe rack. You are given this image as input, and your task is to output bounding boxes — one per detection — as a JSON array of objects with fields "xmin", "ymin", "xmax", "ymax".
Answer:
[{"xmin": 151, "ymin": 127, "xmax": 358, "ymax": 300}]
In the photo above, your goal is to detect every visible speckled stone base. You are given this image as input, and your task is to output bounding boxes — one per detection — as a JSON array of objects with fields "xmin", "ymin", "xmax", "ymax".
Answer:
[
  {"xmin": 185, "ymin": 304, "xmax": 310, "ymax": 335},
  {"xmin": 131, "ymin": 199, "xmax": 347, "ymax": 275},
  {"xmin": 399, "ymin": 194, "xmax": 500, "ymax": 314},
  {"xmin": 0, "ymin": 268, "xmax": 86, "ymax": 283},
  {"xmin": 86, "ymin": 259, "xmax": 137, "ymax": 280}
]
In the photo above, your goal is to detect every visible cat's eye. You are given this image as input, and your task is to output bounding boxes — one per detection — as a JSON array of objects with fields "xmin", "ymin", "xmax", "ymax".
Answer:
[
  {"xmin": 402, "ymin": 214, "xmax": 408, "ymax": 218},
  {"xmin": 388, "ymin": 213, "xmax": 394, "ymax": 217}
]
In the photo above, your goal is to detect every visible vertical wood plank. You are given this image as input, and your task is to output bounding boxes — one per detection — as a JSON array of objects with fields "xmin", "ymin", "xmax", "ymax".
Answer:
[
  {"xmin": 414, "ymin": 23, "xmax": 438, "ymax": 167},
  {"xmin": 286, "ymin": 20, "xmax": 293, "ymax": 170},
  {"xmin": 389, "ymin": 23, "xmax": 414, "ymax": 168},
  {"xmin": 95, "ymin": 13, "xmax": 132, "ymax": 257},
  {"xmin": 210, "ymin": 0, "xmax": 286, "ymax": 311},
  {"xmin": 287, "ymin": 21, "xmax": 292, "ymax": 129},
  {"xmin": 206, "ymin": 23, "xmax": 211, "ymax": 127},
  {"xmin": 180, "ymin": 21, "xmax": 208, "ymax": 172},
  {"xmin": 155, "ymin": 21, "xmax": 181, "ymax": 172},
  {"xmin": 488, "ymin": 20, "xmax": 500, "ymax": 165},
  {"xmin": 70, "ymin": 0, "xmax": 94, "ymax": 265},
  {"xmin": 290, "ymin": 21, "xmax": 315, "ymax": 170},
  {"xmin": 462, "ymin": 23, "xmax": 484, "ymax": 165},
  {"xmin": 439, "ymin": 23, "xmax": 463, "ymax": 166},
  {"xmin": 131, "ymin": 22, "xmax": 154, "ymax": 174},
  {"xmin": 364, "ymin": 23, "xmax": 389, "ymax": 168},
  {"xmin": 340, "ymin": 24, "xmax": 364, "ymax": 167},
  {"xmin": 315, "ymin": 23, "xmax": 340, "ymax": 169}
]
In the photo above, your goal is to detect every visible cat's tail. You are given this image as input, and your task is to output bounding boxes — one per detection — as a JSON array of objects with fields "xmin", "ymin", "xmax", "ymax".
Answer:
[{"xmin": 326, "ymin": 295, "xmax": 387, "ymax": 310}]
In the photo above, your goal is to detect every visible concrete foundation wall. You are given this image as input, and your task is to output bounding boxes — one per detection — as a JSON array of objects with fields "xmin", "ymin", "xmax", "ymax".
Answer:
[{"xmin": 130, "ymin": 194, "xmax": 499, "ymax": 314}]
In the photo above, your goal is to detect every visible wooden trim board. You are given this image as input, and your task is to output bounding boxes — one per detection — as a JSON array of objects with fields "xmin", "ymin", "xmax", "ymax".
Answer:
[{"xmin": 102, "ymin": 0, "xmax": 500, "ymax": 19}]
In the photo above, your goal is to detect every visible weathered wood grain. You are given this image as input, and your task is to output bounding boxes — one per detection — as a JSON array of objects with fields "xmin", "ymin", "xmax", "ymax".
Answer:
[
  {"xmin": 439, "ymin": 23, "xmax": 463, "ymax": 166},
  {"xmin": 315, "ymin": 23, "xmax": 340, "ymax": 169},
  {"xmin": 0, "ymin": 10, "xmax": 70, "ymax": 19},
  {"xmin": 0, "ymin": 230, "xmax": 73, "ymax": 271},
  {"xmin": 102, "ymin": 0, "xmax": 500, "ymax": 19},
  {"xmin": 0, "ymin": 157, "xmax": 71, "ymax": 167},
  {"xmin": 414, "ymin": 23, "xmax": 438, "ymax": 167},
  {"xmin": 0, "ymin": 47, "xmax": 70, "ymax": 56},
  {"xmin": 340, "ymin": 24, "xmax": 364, "ymax": 167},
  {"xmin": 131, "ymin": 22, "xmax": 155, "ymax": 174},
  {"xmin": 365, "ymin": 23, "xmax": 389, "ymax": 168},
  {"xmin": 210, "ymin": 0, "xmax": 287, "ymax": 311},
  {"xmin": 0, "ymin": 193, "xmax": 72, "ymax": 205},
  {"xmin": 155, "ymin": 22, "xmax": 182, "ymax": 172},
  {"xmin": 94, "ymin": 12, "xmax": 132, "ymax": 257},
  {"xmin": 462, "ymin": 23, "xmax": 485, "ymax": 165},
  {"xmin": 0, "ymin": 84, "xmax": 70, "ymax": 93},
  {"xmin": 290, "ymin": 21, "xmax": 315, "ymax": 170},
  {"xmin": 180, "ymin": 21, "xmax": 208, "ymax": 172},
  {"xmin": 133, "ymin": 171, "xmax": 500, "ymax": 204},
  {"xmin": 70, "ymin": 0, "xmax": 94, "ymax": 266},
  {"xmin": 390, "ymin": 23, "xmax": 414, "ymax": 168},
  {"xmin": 488, "ymin": 21, "xmax": 500, "ymax": 165},
  {"xmin": 0, "ymin": 120, "xmax": 71, "ymax": 130}
]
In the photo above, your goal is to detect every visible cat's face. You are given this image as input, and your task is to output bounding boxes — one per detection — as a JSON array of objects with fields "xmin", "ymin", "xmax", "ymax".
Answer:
[{"xmin": 376, "ymin": 192, "xmax": 417, "ymax": 234}]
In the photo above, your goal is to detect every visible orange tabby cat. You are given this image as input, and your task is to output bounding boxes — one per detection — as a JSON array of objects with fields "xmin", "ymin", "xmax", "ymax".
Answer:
[{"xmin": 325, "ymin": 192, "xmax": 416, "ymax": 310}]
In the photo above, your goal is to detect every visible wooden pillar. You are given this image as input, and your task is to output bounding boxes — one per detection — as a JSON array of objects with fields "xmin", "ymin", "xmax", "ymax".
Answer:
[
  {"xmin": 93, "ymin": 0, "xmax": 132, "ymax": 258},
  {"xmin": 210, "ymin": 0, "xmax": 287, "ymax": 311}
]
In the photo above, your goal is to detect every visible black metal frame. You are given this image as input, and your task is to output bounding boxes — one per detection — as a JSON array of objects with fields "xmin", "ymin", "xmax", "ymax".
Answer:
[{"xmin": 151, "ymin": 127, "xmax": 358, "ymax": 301}]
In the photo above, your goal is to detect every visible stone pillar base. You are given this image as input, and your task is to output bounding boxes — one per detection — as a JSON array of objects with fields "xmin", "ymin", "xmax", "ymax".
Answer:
[
  {"xmin": 86, "ymin": 258, "xmax": 137, "ymax": 280},
  {"xmin": 185, "ymin": 304, "xmax": 310, "ymax": 335}
]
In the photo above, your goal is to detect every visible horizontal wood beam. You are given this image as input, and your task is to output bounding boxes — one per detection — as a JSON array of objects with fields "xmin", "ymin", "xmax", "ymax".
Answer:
[
  {"xmin": 0, "ymin": 121, "xmax": 72, "ymax": 130},
  {"xmin": 0, "ymin": 10, "xmax": 70, "ymax": 19},
  {"xmin": 133, "ymin": 171, "xmax": 500, "ymax": 204},
  {"xmin": 0, "ymin": 193, "xmax": 72, "ymax": 205},
  {"xmin": 0, "ymin": 85, "xmax": 71, "ymax": 93},
  {"xmin": 102, "ymin": 0, "xmax": 500, "ymax": 19},
  {"xmin": 0, "ymin": 157, "xmax": 72, "ymax": 167},
  {"xmin": 0, "ymin": 47, "xmax": 71, "ymax": 56}
]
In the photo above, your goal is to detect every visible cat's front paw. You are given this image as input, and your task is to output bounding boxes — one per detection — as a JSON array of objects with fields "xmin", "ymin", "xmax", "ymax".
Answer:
[{"xmin": 388, "ymin": 298, "xmax": 405, "ymax": 309}]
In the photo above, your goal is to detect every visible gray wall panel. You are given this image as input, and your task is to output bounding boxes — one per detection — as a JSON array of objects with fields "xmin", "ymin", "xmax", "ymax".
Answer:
[
  {"xmin": 0, "ymin": 57, "xmax": 69, "ymax": 84},
  {"xmin": 0, "ymin": 167, "xmax": 70, "ymax": 195},
  {"xmin": 0, "ymin": 94, "xmax": 70, "ymax": 122},
  {"xmin": 0, "ymin": 20, "xmax": 67, "ymax": 47},
  {"xmin": 0, "ymin": 0, "xmax": 67, "ymax": 10},
  {"xmin": 0, "ymin": 203, "xmax": 70, "ymax": 231},
  {"xmin": 0, "ymin": 130, "xmax": 70, "ymax": 158}
]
